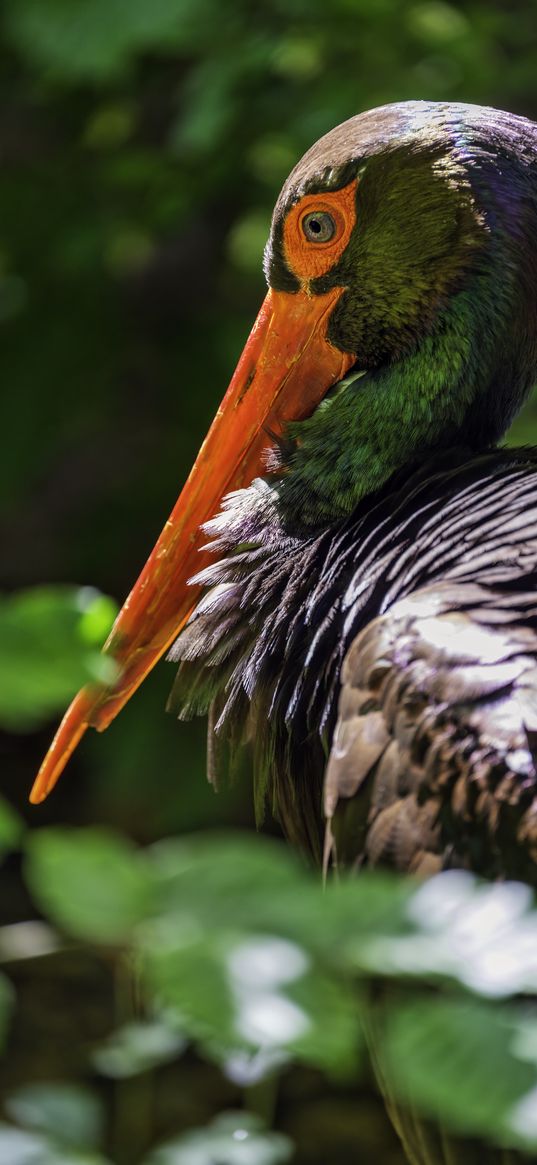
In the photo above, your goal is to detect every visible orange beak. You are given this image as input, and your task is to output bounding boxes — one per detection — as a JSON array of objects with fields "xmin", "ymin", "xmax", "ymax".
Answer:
[{"xmin": 31, "ymin": 284, "xmax": 356, "ymax": 803}]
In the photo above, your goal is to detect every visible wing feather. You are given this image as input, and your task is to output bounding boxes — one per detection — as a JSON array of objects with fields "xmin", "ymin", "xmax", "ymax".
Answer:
[{"xmin": 325, "ymin": 582, "xmax": 537, "ymax": 881}]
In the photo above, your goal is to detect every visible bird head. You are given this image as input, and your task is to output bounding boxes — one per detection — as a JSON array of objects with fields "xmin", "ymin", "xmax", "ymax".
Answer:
[
  {"xmin": 31, "ymin": 101, "xmax": 537, "ymax": 801},
  {"xmin": 264, "ymin": 102, "xmax": 537, "ymax": 523}
]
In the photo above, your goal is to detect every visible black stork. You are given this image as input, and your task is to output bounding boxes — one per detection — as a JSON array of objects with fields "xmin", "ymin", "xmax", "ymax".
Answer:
[{"xmin": 33, "ymin": 102, "xmax": 537, "ymax": 1163}]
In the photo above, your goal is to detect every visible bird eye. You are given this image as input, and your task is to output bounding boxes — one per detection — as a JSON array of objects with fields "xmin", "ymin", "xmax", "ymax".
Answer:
[{"xmin": 301, "ymin": 210, "xmax": 336, "ymax": 243}]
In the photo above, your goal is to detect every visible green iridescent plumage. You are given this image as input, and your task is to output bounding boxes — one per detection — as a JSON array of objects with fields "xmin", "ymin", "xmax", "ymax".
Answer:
[
  {"xmin": 263, "ymin": 104, "xmax": 537, "ymax": 527},
  {"xmin": 170, "ymin": 102, "xmax": 537, "ymax": 1165}
]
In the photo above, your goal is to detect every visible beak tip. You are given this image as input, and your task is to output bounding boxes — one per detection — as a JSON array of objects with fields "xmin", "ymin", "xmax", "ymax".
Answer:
[
  {"xmin": 29, "ymin": 762, "xmax": 61, "ymax": 804},
  {"xmin": 30, "ymin": 687, "xmax": 95, "ymax": 804}
]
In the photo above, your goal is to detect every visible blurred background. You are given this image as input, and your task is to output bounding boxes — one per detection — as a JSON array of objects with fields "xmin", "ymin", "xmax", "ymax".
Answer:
[{"xmin": 2, "ymin": 0, "xmax": 537, "ymax": 1161}]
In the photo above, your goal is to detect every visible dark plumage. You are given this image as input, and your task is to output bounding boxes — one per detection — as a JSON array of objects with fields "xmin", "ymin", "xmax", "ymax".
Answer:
[
  {"xmin": 34, "ymin": 100, "xmax": 537, "ymax": 1164},
  {"xmin": 167, "ymin": 103, "xmax": 537, "ymax": 1164},
  {"xmin": 170, "ymin": 447, "xmax": 537, "ymax": 884}
]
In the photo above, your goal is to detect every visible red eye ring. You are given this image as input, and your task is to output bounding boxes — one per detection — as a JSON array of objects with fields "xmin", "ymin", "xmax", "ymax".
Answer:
[{"xmin": 283, "ymin": 178, "xmax": 358, "ymax": 283}]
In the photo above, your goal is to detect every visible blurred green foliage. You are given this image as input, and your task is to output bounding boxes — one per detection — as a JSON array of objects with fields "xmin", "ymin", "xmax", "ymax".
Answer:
[
  {"xmin": 5, "ymin": 814, "xmax": 537, "ymax": 1157},
  {"xmin": 2, "ymin": 1081, "xmax": 109, "ymax": 1163},
  {"xmin": 0, "ymin": 586, "xmax": 117, "ymax": 730},
  {"xmin": 144, "ymin": 1111, "xmax": 293, "ymax": 1165},
  {"xmin": 3, "ymin": 0, "xmax": 537, "ymax": 1161}
]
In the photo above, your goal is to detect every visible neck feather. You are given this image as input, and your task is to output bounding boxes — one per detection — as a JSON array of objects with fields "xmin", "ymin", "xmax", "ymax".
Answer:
[{"xmin": 275, "ymin": 271, "xmax": 525, "ymax": 528}]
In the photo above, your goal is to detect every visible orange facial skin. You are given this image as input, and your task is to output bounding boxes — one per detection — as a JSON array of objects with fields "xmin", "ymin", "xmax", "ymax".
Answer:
[
  {"xmin": 31, "ymin": 178, "xmax": 359, "ymax": 804},
  {"xmin": 283, "ymin": 179, "xmax": 358, "ymax": 284}
]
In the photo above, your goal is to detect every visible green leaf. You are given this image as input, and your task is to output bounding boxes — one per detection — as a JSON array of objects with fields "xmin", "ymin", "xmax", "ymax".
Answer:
[
  {"xmin": 92, "ymin": 1019, "xmax": 186, "ymax": 1078},
  {"xmin": 77, "ymin": 593, "xmax": 118, "ymax": 647},
  {"xmin": 148, "ymin": 833, "xmax": 305, "ymax": 924},
  {"xmin": 143, "ymin": 1111, "xmax": 293, "ymax": 1165},
  {"xmin": 384, "ymin": 996, "xmax": 537, "ymax": 1150},
  {"xmin": 0, "ymin": 1122, "xmax": 111, "ymax": 1163},
  {"xmin": 142, "ymin": 931, "xmax": 238, "ymax": 1052},
  {"xmin": 0, "ymin": 1125, "xmax": 54, "ymax": 1164},
  {"xmin": 344, "ymin": 872, "xmax": 537, "ymax": 997},
  {"xmin": 143, "ymin": 924, "xmax": 360, "ymax": 1075},
  {"xmin": 0, "ymin": 587, "xmax": 117, "ymax": 731},
  {"xmin": 23, "ymin": 824, "xmax": 537, "ymax": 1154},
  {"xmin": 25, "ymin": 828, "xmax": 152, "ymax": 943},
  {"xmin": 6, "ymin": 1083, "xmax": 104, "ymax": 1150},
  {"xmin": 148, "ymin": 833, "xmax": 412, "ymax": 952}
]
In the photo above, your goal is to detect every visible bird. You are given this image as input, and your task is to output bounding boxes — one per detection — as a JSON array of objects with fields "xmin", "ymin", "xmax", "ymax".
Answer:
[{"xmin": 32, "ymin": 101, "xmax": 537, "ymax": 1163}]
